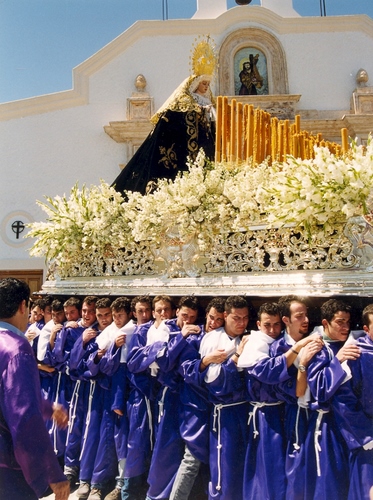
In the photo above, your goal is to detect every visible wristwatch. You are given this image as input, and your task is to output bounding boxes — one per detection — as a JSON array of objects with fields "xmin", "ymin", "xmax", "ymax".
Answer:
[{"xmin": 298, "ymin": 364, "xmax": 307, "ymax": 372}]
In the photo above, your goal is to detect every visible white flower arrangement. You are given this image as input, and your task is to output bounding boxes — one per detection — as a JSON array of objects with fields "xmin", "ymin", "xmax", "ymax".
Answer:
[
  {"xmin": 27, "ymin": 182, "xmax": 132, "ymax": 276},
  {"xmin": 27, "ymin": 139, "xmax": 373, "ymax": 276}
]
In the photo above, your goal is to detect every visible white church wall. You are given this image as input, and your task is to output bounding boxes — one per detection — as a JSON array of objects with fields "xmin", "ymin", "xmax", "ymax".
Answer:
[{"xmin": 282, "ymin": 30, "xmax": 373, "ymax": 110}]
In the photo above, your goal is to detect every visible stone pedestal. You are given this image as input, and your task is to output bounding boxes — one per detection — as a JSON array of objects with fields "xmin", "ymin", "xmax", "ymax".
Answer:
[
  {"xmin": 351, "ymin": 86, "xmax": 373, "ymax": 115},
  {"xmin": 228, "ymin": 94, "xmax": 301, "ymax": 120}
]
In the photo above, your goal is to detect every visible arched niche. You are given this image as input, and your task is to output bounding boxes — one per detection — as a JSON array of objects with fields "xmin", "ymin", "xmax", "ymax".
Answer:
[{"xmin": 218, "ymin": 28, "xmax": 289, "ymax": 96}]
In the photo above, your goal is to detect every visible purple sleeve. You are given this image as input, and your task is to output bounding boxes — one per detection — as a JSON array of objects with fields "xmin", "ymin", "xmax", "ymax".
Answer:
[
  {"xmin": 307, "ymin": 348, "xmax": 347, "ymax": 403},
  {"xmin": 155, "ymin": 333, "xmax": 190, "ymax": 372},
  {"xmin": 206, "ymin": 359, "xmax": 246, "ymax": 399},
  {"xmin": 333, "ymin": 354, "xmax": 373, "ymax": 450},
  {"xmin": 333, "ymin": 377, "xmax": 373, "ymax": 450},
  {"xmin": 0, "ymin": 351, "xmax": 66, "ymax": 496},
  {"xmin": 127, "ymin": 327, "xmax": 165, "ymax": 373},
  {"xmin": 69, "ymin": 336, "xmax": 99, "ymax": 378},
  {"xmin": 247, "ymin": 354, "xmax": 291, "ymax": 384},
  {"xmin": 88, "ymin": 341, "xmax": 121, "ymax": 377}
]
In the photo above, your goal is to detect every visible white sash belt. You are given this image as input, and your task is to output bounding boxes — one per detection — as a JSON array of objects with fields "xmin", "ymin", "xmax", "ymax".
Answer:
[
  {"xmin": 212, "ymin": 400, "xmax": 247, "ymax": 492},
  {"xmin": 248, "ymin": 401, "xmax": 283, "ymax": 439},
  {"xmin": 314, "ymin": 409, "xmax": 329, "ymax": 477}
]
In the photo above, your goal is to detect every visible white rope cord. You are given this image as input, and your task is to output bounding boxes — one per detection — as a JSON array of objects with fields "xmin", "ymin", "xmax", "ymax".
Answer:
[
  {"xmin": 51, "ymin": 371, "xmax": 62, "ymax": 454},
  {"xmin": 145, "ymin": 395, "xmax": 154, "ymax": 451},
  {"xmin": 79, "ymin": 380, "xmax": 96, "ymax": 461},
  {"xmin": 158, "ymin": 386, "xmax": 168, "ymax": 424},
  {"xmin": 66, "ymin": 380, "xmax": 81, "ymax": 445},
  {"xmin": 212, "ymin": 401, "xmax": 247, "ymax": 492},
  {"xmin": 314, "ymin": 409, "xmax": 329, "ymax": 477},
  {"xmin": 247, "ymin": 401, "xmax": 283, "ymax": 439}
]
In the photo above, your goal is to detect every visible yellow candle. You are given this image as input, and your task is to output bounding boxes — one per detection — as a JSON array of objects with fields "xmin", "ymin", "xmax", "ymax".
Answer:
[
  {"xmin": 341, "ymin": 128, "xmax": 349, "ymax": 154},
  {"xmin": 230, "ymin": 99, "xmax": 237, "ymax": 162},
  {"xmin": 237, "ymin": 102, "xmax": 243, "ymax": 162},
  {"xmin": 215, "ymin": 96, "xmax": 222, "ymax": 162},
  {"xmin": 221, "ymin": 96, "xmax": 228, "ymax": 162},
  {"xmin": 246, "ymin": 104, "xmax": 254, "ymax": 161},
  {"xmin": 295, "ymin": 114, "xmax": 301, "ymax": 134}
]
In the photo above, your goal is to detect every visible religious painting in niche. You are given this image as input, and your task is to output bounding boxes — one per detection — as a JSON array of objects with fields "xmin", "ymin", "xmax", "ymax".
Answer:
[{"xmin": 234, "ymin": 48, "xmax": 268, "ymax": 95}]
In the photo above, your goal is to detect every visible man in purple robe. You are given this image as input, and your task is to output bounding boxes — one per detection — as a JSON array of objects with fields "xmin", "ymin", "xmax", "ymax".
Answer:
[
  {"xmin": 198, "ymin": 295, "xmax": 250, "ymax": 500},
  {"xmin": 303, "ymin": 299, "xmax": 360, "ymax": 500},
  {"xmin": 123, "ymin": 294, "xmax": 176, "ymax": 500},
  {"xmin": 333, "ymin": 303, "xmax": 373, "ymax": 500},
  {"xmin": 127, "ymin": 295, "xmax": 201, "ymax": 500},
  {"xmin": 267, "ymin": 295, "xmax": 323, "ymax": 500},
  {"xmin": 0, "ymin": 277, "xmax": 69, "ymax": 500},
  {"xmin": 171, "ymin": 296, "xmax": 226, "ymax": 500}
]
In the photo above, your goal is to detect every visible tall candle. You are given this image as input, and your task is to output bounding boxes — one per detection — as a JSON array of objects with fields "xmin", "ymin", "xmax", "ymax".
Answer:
[
  {"xmin": 221, "ymin": 96, "xmax": 228, "ymax": 162},
  {"xmin": 230, "ymin": 99, "xmax": 237, "ymax": 162},
  {"xmin": 237, "ymin": 102, "xmax": 243, "ymax": 163},
  {"xmin": 341, "ymin": 128, "xmax": 349, "ymax": 154},
  {"xmin": 215, "ymin": 96, "xmax": 222, "ymax": 162}
]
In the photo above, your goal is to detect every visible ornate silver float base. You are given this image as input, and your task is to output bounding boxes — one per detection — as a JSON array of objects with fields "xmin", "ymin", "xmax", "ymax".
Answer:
[
  {"xmin": 41, "ymin": 217, "xmax": 373, "ymax": 296},
  {"xmin": 41, "ymin": 269, "xmax": 373, "ymax": 297}
]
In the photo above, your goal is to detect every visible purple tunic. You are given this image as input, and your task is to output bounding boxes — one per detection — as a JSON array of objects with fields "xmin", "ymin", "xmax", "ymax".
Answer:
[
  {"xmin": 197, "ymin": 328, "xmax": 249, "ymax": 500},
  {"xmin": 333, "ymin": 335, "xmax": 373, "ymax": 500},
  {"xmin": 304, "ymin": 340, "xmax": 350, "ymax": 500},
  {"xmin": 0, "ymin": 322, "xmax": 66, "ymax": 498},
  {"xmin": 127, "ymin": 319, "xmax": 194, "ymax": 500},
  {"xmin": 242, "ymin": 343, "xmax": 295, "ymax": 500},
  {"xmin": 178, "ymin": 330, "xmax": 211, "ymax": 464},
  {"xmin": 67, "ymin": 332, "xmax": 104, "ymax": 482},
  {"xmin": 270, "ymin": 333, "xmax": 310, "ymax": 500}
]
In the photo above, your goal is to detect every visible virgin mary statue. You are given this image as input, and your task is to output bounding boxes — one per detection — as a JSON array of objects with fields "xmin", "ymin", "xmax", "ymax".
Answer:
[{"xmin": 111, "ymin": 37, "xmax": 217, "ymax": 195}]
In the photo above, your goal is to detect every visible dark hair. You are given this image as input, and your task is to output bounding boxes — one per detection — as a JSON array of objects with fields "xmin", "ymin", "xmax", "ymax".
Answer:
[
  {"xmin": 64, "ymin": 297, "xmax": 81, "ymax": 310},
  {"xmin": 131, "ymin": 295, "xmax": 152, "ymax": 311},
  {"xmin": 39, "ymin": 296, "xmax": 54, "ymax": 310},
  {"xmin": 30, "ymin": 298, "xmax": 44, "ymax": 310},
  {"xmin": 178, "ymin": 296, "xmax": 199, "ymax": 311},
  {"xmin": 152, "ymin": 295, "xmax": 175, "ymax": 310},
  {"xmin": 51, "ymin": 299, "xmax": 64, "ymax": 312},
  {"xmin": 278, "ymin": 295, "xmax": 307, "ymax": 318},
  {"xmin": 83, "ymin": 296, "xmax": 99, "ymax": 307},
  {"xmin": 258, "ymin": 302, "xmax": 281, "ymax": 321},
  {"xmin": 96, "ymin": 297, "xmax": 112, "ymax": 309},
  {"xmin": 111, "ymin": 297, "xmax": 131, "ymax": 314},
  {"xmin": 0, "ymin": 278, "xmax": 30, "ymax": 319},
  {"xmin": 224, "ymin": 296, "xmax": 248, "ymax": 314},
  {"xmin": 206, "ymin": 297, "xmax": 225, "ymax": 314},
  {"xmin": 320, "ymin": 299, "xmax": 351, "ymax": 323},
  {"xmin": 362, "ymin": 304, "xmax": 373, "ymax": 328}
]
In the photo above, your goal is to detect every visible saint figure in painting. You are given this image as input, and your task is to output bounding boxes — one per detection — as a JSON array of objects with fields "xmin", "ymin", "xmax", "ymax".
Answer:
[{"xmin": 239, "ymin": 53, "xmax": 264, "ymax": 95}]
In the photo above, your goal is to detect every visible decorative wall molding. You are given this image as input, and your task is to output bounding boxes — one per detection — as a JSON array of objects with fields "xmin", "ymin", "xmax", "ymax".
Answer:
[{"xmin": 218, "ymin": 27, "xmax": 289, "ymax": 95}]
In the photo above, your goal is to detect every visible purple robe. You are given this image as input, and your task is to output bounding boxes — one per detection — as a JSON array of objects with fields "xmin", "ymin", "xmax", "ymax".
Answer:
[
  {"xmin": 333, "ymin": 335, "xmax": 373, "ymax": 500},
  {"xmin": 178, "ymin": 330, "xmax": 211, "ymax": 464},
  {"xmin": 304, "ymin": 340, "xmax": 350, "ymax": 500},
  {"xmin": 242, "ymin": 341, "xmax": 295, "ymax": 500},
  {"xmin": 124, "ymin": 320, "xmax": 159, "ymax": 480},
  {"xmin": 270, "ymin": 333, "xmax": 310, "ymax": 500},
  {"xmin": 127, "ymin": 319, "xmax": 195, "ymax": 500},
  {"xmin": 198, "ymin": 328, "xmax": 249, "ymax": 500},
  {"xmin": 67, "ymin": 331, "xmax": 104, "ymax": 482},
  {"xmin": 0, "ymin": 322, "xmax": 66, "ymax": 499},
  {"xmin": 90, "ymin": 334, "xmax": 130, "ymax": 463}
]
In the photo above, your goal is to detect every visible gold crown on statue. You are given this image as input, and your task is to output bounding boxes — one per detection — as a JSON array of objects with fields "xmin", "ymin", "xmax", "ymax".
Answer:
[{"xmin": 190, "ymin": 35, "xmax": 217, "ymax": 77}]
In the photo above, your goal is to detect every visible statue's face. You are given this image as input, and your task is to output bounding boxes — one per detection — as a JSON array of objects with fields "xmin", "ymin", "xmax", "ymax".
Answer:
[{"xmin": 196, "ymin": 80, "xmax": 210, "ymax": 95}]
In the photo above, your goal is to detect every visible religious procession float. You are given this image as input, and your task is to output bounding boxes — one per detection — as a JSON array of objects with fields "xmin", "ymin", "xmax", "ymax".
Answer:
[{"xmin": 27, "ymin": 39, "xmax": 373, "ymax": 301}]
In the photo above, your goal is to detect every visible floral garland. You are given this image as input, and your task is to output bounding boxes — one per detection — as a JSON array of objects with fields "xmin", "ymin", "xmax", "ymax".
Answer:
[{"xmin": 27, "ymin": 138, "xmax": 373, "ymax": 275}]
